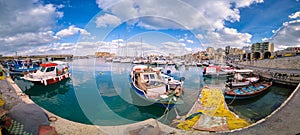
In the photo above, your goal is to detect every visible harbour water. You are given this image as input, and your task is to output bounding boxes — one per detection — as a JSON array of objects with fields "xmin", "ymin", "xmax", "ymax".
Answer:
[{"xmin": 13, "ymin": 58, "xmax": 295, "ymax": 126}]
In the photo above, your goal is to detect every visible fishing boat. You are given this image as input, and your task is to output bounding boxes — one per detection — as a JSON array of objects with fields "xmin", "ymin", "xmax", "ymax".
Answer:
[
  {"xmin": 150, "ymin": 58, "xmax": 167, "ymax": 65},
  {"xmin": 224, "ymin": 81, "xmax": 272, "ymax": 100},
  {"xmin": 225, "ymin": 69, "xmax": 259, "ymax": 88},
  {"xmin": 203, "ymin": 65, "xmax": 231, "ymax": 78},
  {"xmin": 21, "ymin": 61, "xmax": 70, "ymax": 86},
  {"xmin": 120, "ymin": 57, "xmax": 132, "ymax": 63},
  {"xmin": 112, "ymin": 57, "xmax": 121, "ymax": 63},
  {"xmin": 9, "ymin": 61, "xmax": 40, "ymax": 73},
  {"xmin": 221, "ymin": 66, "xmax": 235, "ymax": 74},
  {"xmin": 129, "ymin": 65, "xmax": 184, "ymax": 109}
]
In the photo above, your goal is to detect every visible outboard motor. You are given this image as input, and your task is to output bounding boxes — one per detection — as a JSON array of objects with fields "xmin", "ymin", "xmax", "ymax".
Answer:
[
  {"xmin": 226, "ymin": 78, "xmax": 233, "ymax": 83},
  {"xmin": 179, "ymin": 77, "xmax": 185, "ymax": 82}
]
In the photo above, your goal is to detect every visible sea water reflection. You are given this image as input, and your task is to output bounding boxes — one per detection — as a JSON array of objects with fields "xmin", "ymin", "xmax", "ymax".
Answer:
[{"xmin": 14, "ymin": 58, "xmax": 294, "ymax": 126}]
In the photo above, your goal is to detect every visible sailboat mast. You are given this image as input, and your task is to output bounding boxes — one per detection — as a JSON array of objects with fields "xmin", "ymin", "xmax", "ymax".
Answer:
[{"xmin": 141, "ymin": 37, "xmax": 143, "ymax": 58}]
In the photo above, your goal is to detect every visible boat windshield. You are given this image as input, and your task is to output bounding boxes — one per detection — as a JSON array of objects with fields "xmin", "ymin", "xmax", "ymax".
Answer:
[
  {"xmin": 150, "ymin": 74, "xmax": 155, "ymax": 79},
  {"xmin": 142, "ymin": 73, "xmax": 161, "ymax": 82},
  {"xmin": 46, "ymin": 67, "xmax": 55, "ymax": 72},
  {"xmin": 40, "ymin": 66, "xmax": 46, "ymax": 72}
]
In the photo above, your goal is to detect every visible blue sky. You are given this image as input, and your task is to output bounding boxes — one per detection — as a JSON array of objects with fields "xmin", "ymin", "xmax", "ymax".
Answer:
[{"xmin": 0, "ymin": 0, "xmax": 299, "ymax": 56}]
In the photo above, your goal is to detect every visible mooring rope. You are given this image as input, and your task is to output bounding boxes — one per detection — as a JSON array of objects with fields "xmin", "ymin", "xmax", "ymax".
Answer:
[{"xmin": 227, "ymin": 94, "xmax": 236, "ymax": 105}]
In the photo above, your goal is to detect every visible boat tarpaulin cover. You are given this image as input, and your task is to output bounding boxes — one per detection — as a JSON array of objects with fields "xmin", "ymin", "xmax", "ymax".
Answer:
[{"xmin": 8, "ymin": 102, "xmax": 50, "ymax": 134}]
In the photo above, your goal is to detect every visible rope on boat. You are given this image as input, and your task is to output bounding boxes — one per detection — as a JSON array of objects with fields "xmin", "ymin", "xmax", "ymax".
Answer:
[
  {"xmin": 174, "ymin": 106, "xmax": 181, "ymax": 119},
  {"xmin": 227, "ymin": 94, "xmax": 236, "ymax": 105},
  {"xmin": 157, "ymin": 97, "xmax": 173, "ymax": 122}
]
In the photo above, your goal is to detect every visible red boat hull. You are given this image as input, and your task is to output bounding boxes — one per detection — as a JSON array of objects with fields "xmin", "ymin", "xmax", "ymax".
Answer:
[{"xmin": 31, "ymin": 74, "xmax": 70, "ymax": 86}]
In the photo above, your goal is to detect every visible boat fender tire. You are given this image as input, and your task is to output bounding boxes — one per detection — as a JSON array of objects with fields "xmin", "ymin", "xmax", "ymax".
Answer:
[
  {"xmin": 48, "ymin": 116, "xmax": 58, "ymax": 122},
  {"xmin": 44, "ymin": 79, "xmax": 47, "ymax": 86}
]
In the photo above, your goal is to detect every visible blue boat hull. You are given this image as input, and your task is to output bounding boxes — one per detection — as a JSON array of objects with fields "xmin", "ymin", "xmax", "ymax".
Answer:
[
  {"xmin": 129, "ymin": 76, "xmax": 176, "ymax": 110},
  {"xmin": 224, "ymin": 82, "xmax": 272, "ymax": 100},
  {"xmin": 10, "ymin": 67, "xmax": 39, "ymax": 73}
]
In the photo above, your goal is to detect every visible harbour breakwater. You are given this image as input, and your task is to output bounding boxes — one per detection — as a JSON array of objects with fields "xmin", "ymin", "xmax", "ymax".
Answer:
[{"xmin": 235, "ymin": 56, "xmax": 300, "ymax": 86}]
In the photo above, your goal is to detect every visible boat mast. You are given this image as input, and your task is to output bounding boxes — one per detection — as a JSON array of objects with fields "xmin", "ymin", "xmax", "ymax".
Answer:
[
  {"xmin": 141, "ymin": 37, "xmax": 143, "ymax": 58},
  {"xmin": 117, "ymin": 34, "xmax": 120, "ymax": 56},
  {"xmin": 125, "ymin": 26, "xmax": 128, "ymax": 57}
]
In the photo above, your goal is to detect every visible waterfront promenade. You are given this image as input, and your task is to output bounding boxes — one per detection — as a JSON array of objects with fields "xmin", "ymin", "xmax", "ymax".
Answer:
[{"xmin": 232, "ymin": 56, "xmax": 300, "ymax": 86}]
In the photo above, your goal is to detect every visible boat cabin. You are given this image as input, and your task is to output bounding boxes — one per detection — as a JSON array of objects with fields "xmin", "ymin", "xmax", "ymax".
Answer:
[{"xmin": 36, "ymin": 62, "xmax": 68, "ymax": 77}]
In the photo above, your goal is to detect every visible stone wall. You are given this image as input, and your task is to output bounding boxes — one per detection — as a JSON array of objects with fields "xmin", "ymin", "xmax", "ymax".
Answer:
[{"xmin": 239, "ymin": 56, "xmax": 300, "ymax": 70}]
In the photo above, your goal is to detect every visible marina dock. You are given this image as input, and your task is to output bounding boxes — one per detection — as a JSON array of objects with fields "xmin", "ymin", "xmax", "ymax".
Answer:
[{"xmin": 1, "ymin": 74, "xmax": 299, "ymax": 134}]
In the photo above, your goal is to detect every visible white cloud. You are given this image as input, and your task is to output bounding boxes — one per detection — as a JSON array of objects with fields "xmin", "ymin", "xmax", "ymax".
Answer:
[
  {"xmin": 96, "ymin": 0, "xmax": 120, "ymax": 10},
  {"xmin": 186, "ymin": 39, "xmax": 194, "ymax": 44},
  {"xmin": 56, "ymin": 25, "xmax": 90, "ymax": 37},
  {"xmin": 111, "ymin": 39, "xmax": 124, "ymax": 44},
  {"xmin": 233, "ymin": 0, "xmax": 264, "ymax": 8},
  {"xmin": 20, "ymin": 42, "xmax": 76, "ymax": 55},
  {"xmin": 95, "ymin": 14, "xmax": 122, "ymax": 28},
  {"xmin": 95, "ymin": 0, "xmax": 261, "ymax": 49},
  {"xmin": 196, "ymin": 34, "xmax": 204, "ymax": 39},
  {"xmin": 0, "ymin": 0, "xmax": 63, "ymax": 55},
  {"xmin": 0, "ymin": 1, "xmax": 59, "ymax": 36},
  {"xmin": 0, "ymin": 31, "xmax": 59, "ymax": 55},
  {"xmin": 57, "ymin": 11, "xmax": 64, "ymax": 18},
  {"xmin": 178, "ymin": 36, "xmax": 194, "ymax": 44},
  {"xmin": 158, "ymin": 42, "xmax": 192, "ymax": 55},
  {"xmin": 178, "ymin": 38, "xmax": 185, "ymax": 42},
  {"xmin": 162, "ymin": 42, "xmax": 185, "ymax": 47},
  {"xmin": 185, "ymin": 47, "xmax": 193, "ymax": 52},
  {"xmin": 267, "ymin": 20, "xmax": 300, "ymax": 50},
  {"xmin": 204, "ymin": 27, "xmax": 252, "ymax": 48},
  {"xmin": 289, "ymin": 11, "xmax": 300, "ymax": 19}
]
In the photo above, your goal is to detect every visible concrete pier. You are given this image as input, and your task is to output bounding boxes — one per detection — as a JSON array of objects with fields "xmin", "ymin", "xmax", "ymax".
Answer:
[
  {"xmin": 232, "ymin": 56, "xmax": 300, "ymax": 86},
  {"xmin": 235, "ymin": 64, "xmax": 300, "ymax": 86}
]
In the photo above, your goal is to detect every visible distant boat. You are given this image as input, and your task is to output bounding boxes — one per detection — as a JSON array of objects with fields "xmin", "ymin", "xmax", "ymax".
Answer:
[
  {"xmin": 6, "ymin": 59, "xmax": 40, "ymax": 75},
  {"xmin": 224, "ymin": 81, "xmax": 272, "ymax": 100},
  {"xmin": 202, "ymin": 61, "xmax": 210, "ymax": 67},
  {"xmin": 129, "ymin": 65, "xmax": 184, "ymax": 109},
  {"xmin": 150, "ymin": 58, "xmax": 167, "ymax": 65},
  {"xmin": 105, "ymin": 57, "xmax": 113, "ymax": 62},
  {"xmin": 225, "ymin": 69, "xmax": 259, "ymax": 88},
  {"xmin": 203, "ymin": 65, "xmax": 231, "ymax": 78},
  {"xmin": 196, "ymin": 62, "xmax": 202, "ymax": 67},
  {"xmin": 112, "ymin": 57, "xmax": 121, "ymax": 63},
  {"xmin": 21, "ymin": 61, "xmax": 70, "ymax": 86},
  {"xmin": 120, "ymin": 57, "xmax": 132, "ymax": 63},
  {"xmin": 9, "ymin": 61, "xmax": 40, "ymax": 73}
]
